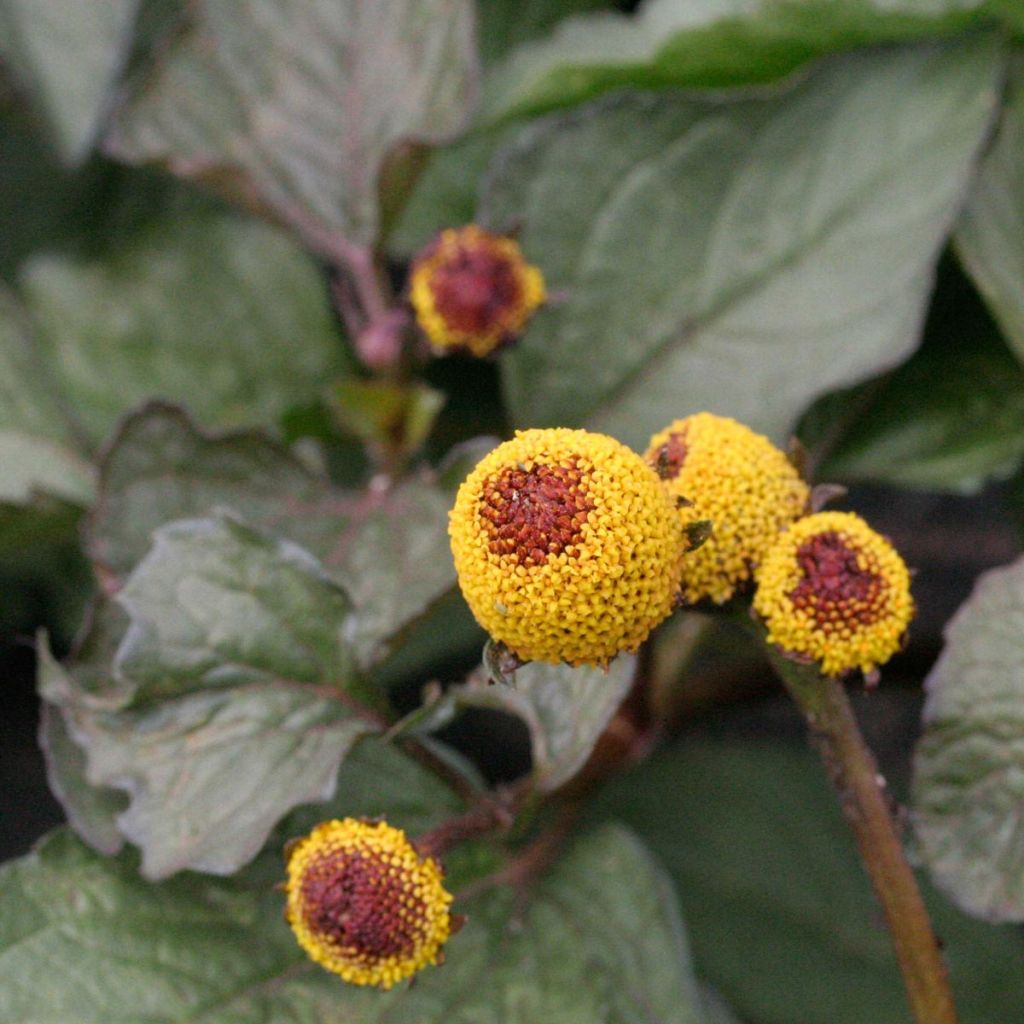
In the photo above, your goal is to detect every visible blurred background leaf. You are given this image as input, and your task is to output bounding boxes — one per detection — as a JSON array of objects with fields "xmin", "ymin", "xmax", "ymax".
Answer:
[
  {"xmin": 483, "ymin": 38, "xmax": 1002, "ymax": 448},
  {"xmin": 912, "ymin": 556, "xmax": 1024, "ymax": 923}
]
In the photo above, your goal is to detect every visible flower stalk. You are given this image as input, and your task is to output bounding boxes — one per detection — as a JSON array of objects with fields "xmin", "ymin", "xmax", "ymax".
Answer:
[{"xmin": 750, "ymin": 618, "xmax": 959, "ymax": 1024}]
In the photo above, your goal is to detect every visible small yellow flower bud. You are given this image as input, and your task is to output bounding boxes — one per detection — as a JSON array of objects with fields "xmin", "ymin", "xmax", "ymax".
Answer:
[
  {"xmin": 284, "ymin": 819, "xmax": 453, "ymax": 989},
  {"xmin": 409, "ymin": 225, "xmax": 545, "ymax": 356}
]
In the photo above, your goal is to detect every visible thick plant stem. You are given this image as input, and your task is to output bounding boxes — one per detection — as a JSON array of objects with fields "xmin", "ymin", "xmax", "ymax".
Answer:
[{"xmin": 762, "ymin": 640, "xmax": 958, "ymax": 1024}]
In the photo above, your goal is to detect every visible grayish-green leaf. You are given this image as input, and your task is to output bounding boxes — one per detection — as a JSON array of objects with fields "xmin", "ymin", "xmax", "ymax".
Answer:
[
  {"xmin": 404, "ymin": 656, "xmax": 636, "ymax": 792},
  {"xmin": 325, "ymin": 477, "xmax": 457, "ymax": 668},
  {"xmin": 483, "ymin": 0, "xmax": 1002, "ymax": 125},
  {"xmin": 0, "ymin": 432, "xmax": 94, "ymax": 506},
  {"xmin": 484, "ymin": 38, "xmax": 1003, "ymax": 449},
  {"xmin": 0, "ymin": 0, "xmax": 139, "ymax": 160},
  {"xmin": 88, "ymin": 402, "xmax": 328, "ymax": 581},
  {"xmin": 114, "ymin": 513, "xmax": 359, "ymax": 704},
  {"xmin": 802, "ymin": 295, "xmax": 1024, "ymax": 494},
  {"xmin": 87, "ymin": 404, "xmax": 459, "ymax": 672},
  {"xmin": 63, "ymin": 682, "xmax": 370, "ymax": 879},
  {"xmin": 477, "ymin": 0, "xmax": 613, "ymax": 67},
  {"xmin": 0, "ymin": 824, "xmax": 703, "ymax": 1023},
  {"xmin": 106, "ymin": 0, "xmax": 479, "ymax": 248},
  {"xmin": 594, "ymin": 736, "xmax": 1024, "ymax": 1024},
  {"xmin": 956, "ymin": 57, "xmax": 1024, "ymax": 363},
  {"xmin": 912, "ymin": 556, "xmax": 1024, "ymax": 922},
  {"xmin": 19, "ymin": 205, "xmax": 346, "ymax": 444},
  {"xmin": 41, "ymin": 515, "xmax": 381, "ymax": 878},
  {"xmin": 0, "ymin": 288, "xmax": 93, "ymax": 506},
  {"xmin": 37, "ymin": 702, "xmax": 127, "ymax": 856}
]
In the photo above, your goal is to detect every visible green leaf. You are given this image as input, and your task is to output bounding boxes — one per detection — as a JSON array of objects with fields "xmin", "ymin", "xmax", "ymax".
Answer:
[
  {"xmin": 594, "ymin": 736, "xmax": 1024, "ymax": 1024},
  {"xmin": 37, "ymin": 702, "xmax": 127, "ymax": 856},
  {"xmin": 403, "ymin": 656, "xmax": 636, "ymax": 792},
  {"xmin": 0, "ymin": 0, "xmax": 139, "ymax": 161},
  {"xmin": 42, "ymin": 515, "xmax": 381, "ymax": 878},
  {"xmin": 912, "ymin": 556, "xmax": 1024, "ymax": 922},
  {"xmin": 18, "ymin": 203, "xmax": 346, "ymax": 445},
  {"xmin": 106, "ymin": 0, "xmax": 479, "ymax": 249},
  {"xmin": 87, "ymin": 403, "xmax": 458, "ymax": 671},
  {"xmin": 800, "ymin": 269, "xmax": 1024, "ymax": 493},
  {"xmin": 114, "ymin": 514, "xmax": 361, "ymax": 703},
  {"xmin": 88, "ymin": 402, "xmax": 328, "ymax": 582},
  {"xmin": 0, "ymin": 824, "xmax": 704, "ymax": 1023},
  {"xmin": 477, "ymin": 0, "xmax": 614, "ymax": 67},
  {"xmin": 956, "ymin": 56, "xmax": 1024, "ymax": 363},
  {"xmin": 483, "ymin": 38, "xmax": 1003, "ymax": 449},
  {"xmin": 326, "ymin": 477, "xmax": 457, "ymax": 668},
  {"xmin": 0, "ymin": 288, "xmax": 93, "ymax": 506},
  {"xmin": 482, "ymin": 0, "xmax": 1003, "ymax": 125}
]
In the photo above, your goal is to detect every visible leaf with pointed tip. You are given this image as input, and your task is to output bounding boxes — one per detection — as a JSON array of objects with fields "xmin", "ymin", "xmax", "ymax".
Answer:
[
  {"xmin": 483, "ymin": 38, "xmax": 1003, "ymax": 449},
  {"xmin": 912, "ymin": 556, "xmax": 1024, "ymax": 922},
  {"xmin": 0, "ymin": 824, "xmax": 704, "ymax": 1024},
  {"xmin": 482, "ymin": 0, "xmax": 1004, "ymax": 125},
  {"xmin": 106, "ymin": 0, "xmax": 479, "ymax": 249},
  {"xmin": 0, "ymin": 0, "xmax": 139, "ymax": 161}
]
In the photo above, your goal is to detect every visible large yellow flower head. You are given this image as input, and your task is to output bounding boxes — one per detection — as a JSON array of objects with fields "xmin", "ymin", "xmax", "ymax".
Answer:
[
  {"xmin": 645, "ymin": 413, "xmax": 809, "ymax": 605},
  {"xmin": 409, "ymin": 225, "xmax": 546, "ymax": 357},
  {"xmin": 284, "ymin": 819, "xmax": 453, "ymax": 990},
  {"xmin": 449, "ymin": 428, "xmax": 684, "ymax": 666},
  {"xmin": 753, "ymin": 511, "xmax": 914, "ymax": 678}
]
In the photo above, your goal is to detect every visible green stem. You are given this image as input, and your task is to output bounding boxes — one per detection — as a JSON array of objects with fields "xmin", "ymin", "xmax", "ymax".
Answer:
[{"xmin": 756, "ymin": 632, "xmax": 958, "ymax": 1024}]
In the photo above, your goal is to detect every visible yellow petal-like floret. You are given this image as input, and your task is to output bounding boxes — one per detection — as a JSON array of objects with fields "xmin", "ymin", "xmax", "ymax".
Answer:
[
  {"xmin": 449, "ymin": 428, "xmax": 684, "ymax": 666},
  {"xmin": 409, "ymin": 225, "xmax": 546, "ymax": 357},
  {"xmin": 753, "ymin": 511, "xmax": 914, "ymax": 678},
  {"xmin": 284, "ymin": 819, "xmax": 453, "ymax": 989},
  {"xmin": 645, "ymin": 413, "xmax": 809, "ymax": 605}
]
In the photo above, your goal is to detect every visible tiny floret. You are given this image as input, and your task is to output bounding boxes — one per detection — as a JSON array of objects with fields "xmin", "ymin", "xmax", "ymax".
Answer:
[
  {"xmin": 284, "ymin": 818, "xmax": 453, "ymax": 989},
  {"xmin": 449, "ymin": 428, "xmax": 684, "ymax": 666},
  {"xmin": 409, "ymin": 225, "xmax": 546, "ymax": 356},
  {"xmin": 753, "ymin": 511, "xmax": 914, "ymax": 678},
  {"xmin": 645, "ymin": 413, "xmax": 809, "ymax": 605}
]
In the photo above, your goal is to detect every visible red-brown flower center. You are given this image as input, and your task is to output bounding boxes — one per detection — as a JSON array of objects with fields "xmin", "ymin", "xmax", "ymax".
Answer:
[
  {"xmin": 479, "ymin": 460, "xmax": 594, "ymax": 567},
  {"xmin": 653, "ymin": 432, "xmax": 689, "ymax": 480},
  {"xmin": 300, "ymin": 850, "xmax": 424, "ymax": 960},
  {"xmin": 788, "ymin": 531, "xmax": 884, "ymax": 627},
  {"xmin": 430, "ymin": 242, "xmax": 523, "ymax": 335}
]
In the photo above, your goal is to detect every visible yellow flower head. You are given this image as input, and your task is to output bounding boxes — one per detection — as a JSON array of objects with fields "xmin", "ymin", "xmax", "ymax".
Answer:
[
  {"xmin": 284, "ymin": 818, "xmax": 453, "ymax": 989},
  {"xmin": 753, "ymin": 511, "xmax": 914, "ymax": 678},
  {"xmin": 409, "ymin": 225, "xmax": 546, "ymax": 356},
  {"xmin": 645, "ymin": 413, "xmax": 809, "ymax": 605},
  {"xmin": 449, "ymin": 428, "xmax": 684, "ymax": 666}
]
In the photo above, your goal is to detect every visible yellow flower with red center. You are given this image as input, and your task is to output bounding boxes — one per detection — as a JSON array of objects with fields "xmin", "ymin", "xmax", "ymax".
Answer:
[
  {"xmin": 284, "ymin": 818, "xmax": 453, "ymax": 989},
  {"xmin": 449, "ymin": 428, "xmax": 684, "ymax": 666},
  {"xmin": 753, "ymin": 511, "xmax": 914, "ymax": 678},
  {"xmin": 409, "ymin": 225, "xmax": 546, "ymax": 356},
  {"xmin": 645, "ymin": 413, "xmax": 809, "ymax": 605}
]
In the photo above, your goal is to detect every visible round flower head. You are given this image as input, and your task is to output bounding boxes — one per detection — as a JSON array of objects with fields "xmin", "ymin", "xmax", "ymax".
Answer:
[
  {"xmin": 449, "ymin": 428, "xmax": 684, "ymax": 666},
  {"xmin": 753, "ymin": 511, "xmax": 914, "ymax": 678},
  {"xmin": 409, "ymin": 225, "xmax": 545, "ymax": 356},
  {"xmin": 645, "ymin": 413, "xmax": 809, "ymax": 605},
  {"xmin": 285, "ymin": 819, "xmax": 453, "ymax": 989}
]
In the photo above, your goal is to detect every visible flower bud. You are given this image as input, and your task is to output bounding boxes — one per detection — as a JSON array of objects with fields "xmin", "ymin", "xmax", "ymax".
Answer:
[
  {"xmin": 449, "ymin": 428, "xmax": 683, "ymax": 666},
  {"xmin": 753, "ymin": 511, "xmax": 914, "ymax": 678},
  {"xmin": 284, "ymin": 818, "xmax": 453, "ymax": 989},
  {"xmin": 645, "ymin": 413, "xmax": 809, "ymax": 605},
  {"xmin": 409, "ymin": 225, "xmax": 545, "ymax": 356}
]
